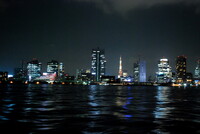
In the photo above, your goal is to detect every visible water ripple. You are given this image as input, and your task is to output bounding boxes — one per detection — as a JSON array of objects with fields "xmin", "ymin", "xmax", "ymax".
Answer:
[{"xmin": 0, "ymin": 85, "xmax": 199, "ymax": 133}]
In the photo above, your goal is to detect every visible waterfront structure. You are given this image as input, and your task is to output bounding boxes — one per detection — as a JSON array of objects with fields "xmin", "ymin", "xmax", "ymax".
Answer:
[
  {"xmin": 118, "ymin": 56, "xmax": 123, "ymax": 78},
  {"xmin": 194, "ymin": 58, "xmax": 200, "ymax": 79},
  {"xmin": 47, "ymin": 60, "xmax": 64, "ymax": 77},
  {"xmin": 91, "ymin": 48, "xmax": 106, "ymax": 81},
  {"xmin": 0, "ymin": 72, "xmax": 8, "ymax": 81},
  {"xmin": 176, "ymin": 56, "xmax": 187, "ymax": 83},
  {"xmin": 76, "ymin": 69, "xmax": 85, "ymax": 80},
  {"xmin": 14, "ymin": 68, "xmax": 27, "ymax": 80},
  {"xmin": 14, "ymin": 60, "xmax": 27, "ymax": 80},
  {"xmin": 27, "ymin": 59, "xmax": 42, "ymax": 81},
  {"xmin": 63, "ymin": 75, "xmax": 75, "ymax": 84},
  {"xmin": 101, "ymin": 76, "xmax": 115, "ymax": 82},
  {"xmin": 123, "ymin": 70, "xmax": 128, "ymax": 77},
  {"xmin": 133, "ymin": 60, "xmax": 146, "ymax": 82},
  {"xmin": 186, "ymin": 72, "xmax": 193, "ymax": 84},
  {"xmin": 34, "ymin": 72, "xmax": 57, "ymax": 83},
  {"xmin": 156, "ymin": 58, "xmax": 172, "ymax": 83},
  {"xmin": 76, "ymin": 69, "xmax": 92, "ymax": 84}
]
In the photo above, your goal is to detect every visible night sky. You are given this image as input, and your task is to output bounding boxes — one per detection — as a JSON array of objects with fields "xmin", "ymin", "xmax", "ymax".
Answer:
[{"xmin": 1, "ymin": 0, "xmax": 200, "ymax": 78}]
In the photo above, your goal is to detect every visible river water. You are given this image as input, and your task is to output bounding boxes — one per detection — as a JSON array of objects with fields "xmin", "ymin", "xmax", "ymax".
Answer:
[{"xmin": 0, "ymin": 84, "xmax": 200, "ymax": 134}]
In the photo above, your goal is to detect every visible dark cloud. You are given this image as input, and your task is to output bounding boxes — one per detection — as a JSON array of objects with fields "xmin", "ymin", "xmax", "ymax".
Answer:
[
  {"xmin": 74, "ymin": 0, "xmax": 200, "ymax": 15},
  {"xmin": 0, "ymin": 0, "xmax": 200, "ymax": 77},
  {"xmin": 0, "ymin": 0, "xmax": 7, "ymax": 11}
]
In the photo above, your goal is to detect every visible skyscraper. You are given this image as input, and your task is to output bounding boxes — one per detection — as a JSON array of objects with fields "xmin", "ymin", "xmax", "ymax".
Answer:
[
  {"xmin": 194, "ymin": 58, "xmax": 200, "ymax": 79},
  {"xmin": 118, "ymin": 56, "xmax": 123, "ymax": 78},
  {"xmin": 156, "ymin": 58, "xmax": 172, "ymax": 83},
  {"xmin": 47, "ymin": 60, "xmax": 59, "ymax": 73},
  {"xmin": 59, "ymin": 62, "xmax": 64, "ymax": 77},
  {"xmin": 133, "ymin": 62, "xmax": 139, "ymax": 82},
  {"xmin": 27, "ymin": 59, "xmax": 42, "ymax": 81},
  {"xmin": 14, "ymin": 60, "xmax": 27, "ymax": 80},
  {"xmin": 133, "ymin": 60, "xmax": 146, "ymax": 82},
  {"xmin": 176, "ymin": 56, "xmax": 187, "ymax": 82},
  {"xmin": 47, "ymin": 60, "xmax": 64, "ymax": 77},
  {"xmin": 139, "ymin": 61, "xmax": 146, "ymax": 82},
  {"xmin": 91, "ymin": 48, "xmax": 106, "ymax": 81}
]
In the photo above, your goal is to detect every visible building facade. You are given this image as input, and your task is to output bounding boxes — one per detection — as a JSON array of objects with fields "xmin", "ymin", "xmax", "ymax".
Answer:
[
  {"xmin": 91, "ymin": 48, "xmax": 106, "ymax": 81},
  {"xmin": 14, "ymin": 68, "xmax": 27, "ymax": 80},
  {"xmin": 156, "ymin": 58, "xmax": 172, "ymax": 83},
  {"xmin": 0, "ymin": 72, "xmax": 8, "ymax": 82},
  {"xmin": 76, "ymin": 69, "xmax": 92, "ymax": 83},
  {"xmin": 133, "ymin": 60, "xmax": 146, "ymax": 82},
  {"xmin": 27, "ymin": 59, "xmax": 42, "ymax": 81},
  {"xmin": 176, "ymin": 56, "xmax": 187, "ymax": 83},
  {"xmin": 133, "ymin": 62, "xmax": 139, "ymax": 82},
  {"xmin": 47, "ymin": 60, "xmax": 64, "ymax": 77},
  {"xmin": 194, "ymin": 58, "xmax": 200, "ymax": 79}
]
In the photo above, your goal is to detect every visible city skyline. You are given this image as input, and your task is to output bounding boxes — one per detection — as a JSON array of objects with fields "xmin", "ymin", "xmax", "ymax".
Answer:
[
  {"xmin": 0, "ymin": 0, "xmax": 200, "ymax": 77},
  {"xmin": 0, "ymin": 53, "xmax": 199, "ymax": 78}
]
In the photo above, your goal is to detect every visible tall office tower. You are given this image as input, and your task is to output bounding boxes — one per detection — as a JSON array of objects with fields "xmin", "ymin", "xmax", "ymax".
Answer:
[
  {"xmin": 118, "ymin": 56, "xmax": 123, "ymax": 78},
  {"xmin": 59, "ymin": 62, "xmax": 64, "ymax": 77},
  {"xmin": 91, "ymin": 48, "xmax": 106, "ymax": 81},
  {"xmin": 156, "ymin": 58, "xmax": 172, "ymax": 83},
  {"xmin": 194, "ymin": 58, "xmax": 200, "ymax": 79},
  {"xmin": 133, "ymin": 62, "xmax": 139, "ymax": 82},
  {"xmin": 133, "ymin": 60, "xmax": 146, "ymax": 82},
  {"xmin": 139, "ymin": 61, "xmax": 146, "ymax": 82},
  {"xmin": 47, "ymin": 60, "xmax": 64, "ymax": 77},
  {"xmin": 176, "ymin": 56, "xmax": 187, "ymax": 82},
  {"xmin": 27, "ymin": 59, "xmax": 42, "ymax": 81}
]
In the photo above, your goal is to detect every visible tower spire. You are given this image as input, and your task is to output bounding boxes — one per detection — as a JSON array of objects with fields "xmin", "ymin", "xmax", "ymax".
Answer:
[{"xmin": 118, "ymin": 56, "xmax": 123, "ymax": 78}]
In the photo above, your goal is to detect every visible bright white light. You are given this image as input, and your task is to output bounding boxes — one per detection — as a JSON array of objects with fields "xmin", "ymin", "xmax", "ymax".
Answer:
[
  {"xmin": 8, "ymin": 75, "xmax": 13, "ymax": 78},
  {"xmin": 158, "ymin": 72, "xmax": 164, "ymax": 75},
  {"xmin": 43, "ymin": 72, "xmax": 48, "ymax": 76},
  {"xmin": 160, "ymin": 59, "xmax": 168, "ymax": 61}
]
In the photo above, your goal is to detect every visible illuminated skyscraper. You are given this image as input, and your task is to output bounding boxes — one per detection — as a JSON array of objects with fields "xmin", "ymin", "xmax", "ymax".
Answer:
[
  {"xmin": 91, "ymin": 48, "xmax": 106, "ymax": 81},
  {"xmin": 133, "ymin": 60, "xmax": 146, "ymax": 82},
  {"xmin": 47, "ymin": 60, "xmax": 59, "ymax": 73},
  {"xmin": 59, "ymin": 62, "xmax": 64, "ymax": 77},
  {"xmin": 139, "ymin": 61, "xmax": 146, "ymax": 82},
  {"xmin": 176, "ymin": 56, "xmax": 187, "ymax": 82},
  {"xmin": 118, "ymin": 56, "xmax": 123, "ymax": 78},
  {"xmin": 27, "ymin": 59, "xmax": 42, "ymax": 81},
  {"xmin": 47, "ymin": 60, "xmax": 64, "ymax": 77},
  {"xmin": 133, "ymin": 62, "xmax": 139, "ymax": 82},
  {"xmin": 156, "ymin": 58, "xmax": 172, "ymax": 83},
  {"xmin": 194, "ymin": 58, "xmax": 200, "ymax": 79}
]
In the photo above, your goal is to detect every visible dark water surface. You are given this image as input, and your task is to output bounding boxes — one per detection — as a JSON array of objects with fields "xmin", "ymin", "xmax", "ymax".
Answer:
[{"xmin": 0, "ymin": 85, "xmax": 200, "ymax": 134}]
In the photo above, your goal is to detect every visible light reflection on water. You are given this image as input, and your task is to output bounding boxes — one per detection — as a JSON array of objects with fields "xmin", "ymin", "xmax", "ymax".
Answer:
[
  {"xmin": 153, "ymin": 86, "xmax": 175, "ymax": 133},
  {"xmin": 0, "ymin": 84, "xmax": 200, "ymax": 133},
  {"xmin": 154, "ymin": 86, "xmax": 174, "ymax": 119}
]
